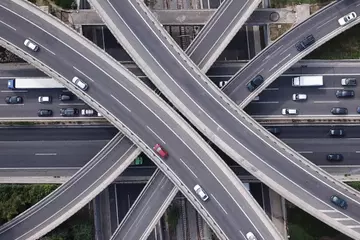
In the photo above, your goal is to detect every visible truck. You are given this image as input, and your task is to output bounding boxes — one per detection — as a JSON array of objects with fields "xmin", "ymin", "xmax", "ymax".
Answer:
[
  {"xmin": 7, "ymin": 77, "xmax": 65, "ymax": 89},
  {"xmin": 292, "ymin": 76, "xmax": 323, "ymax": 87}
]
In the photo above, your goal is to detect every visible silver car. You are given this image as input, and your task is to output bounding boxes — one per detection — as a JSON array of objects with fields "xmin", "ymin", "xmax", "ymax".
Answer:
[
  {"xmin": 24, "ymin": 39, "xmax": 39, "ymax": 52},
  {"xmin": 72, "ymin": 76, "xmax": 89, "ymax": 91},
  {"xmin": 246, "ymin": 232, "xmax": 257, "ymax": 240},
  {"xmin": 193, "ymin": 184, "xmax": 209, "ymax": 201},
  {"xmin": 292, "ymin": 93, "xmax": 307, "ymax": 101}
]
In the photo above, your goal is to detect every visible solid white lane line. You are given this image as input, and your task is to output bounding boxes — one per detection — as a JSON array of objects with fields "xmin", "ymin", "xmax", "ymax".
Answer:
[
  {"xmin": 146, "ymin": 126, "xmax": 166, "ymax": 144},
  {"xmin": 318, "ymin": 87, "xmax": 344, "ymax": 90},
  {"xmin": 335, "ymin": 218, "xmax": 351, "ymax": 221},
  {"xmin": 35, "ymin": 153, "xmax": 57, "ymax": 156},
  {"xmin": 269, "ymin": 54, "xmax": 291, "ymax": 72},
  {"xmin": 297, "ymin": 151, "xmax": 313, "ymax": 154},
  {"xmin": 263, "ymin": 88, "xmax": 279, "ymax": 91},
  {"xmin": 356, "ymin": 151, "xmax": 360, "ymax": 154},
  {"xmin": 59, "ymin": 103, "xmax": 85, "ymax": 106},
  {"xmin": 0, "ymin": 19, "xmax": 16, "ymax": 31},
  {"xmin": 179, "ymin": 158, "xmax": 198, "ymax": 179},
  {"xmin": 313, "ymin": 101, "xmax": 339, "ymax": 103},
  {"xmin": 251, "ymin": 101, "xmax": 279, "ymax": 104},
  {"xmin": 28, "ymin": 37, "xmax": 56, "ymax": 55},
  {"xmin": 1, "ymin": 90, "xmax": 27, "ymax": 93},
  {"xmin": 348, "ymin": 225, "xmax": 360, "ymax": 228},
  {"xmin": 0, "ymin": 104, "xmax": 24, "ymax": 106},
  {"xmin": 73, "ymin": 66, "xmax": 94, "ymax": 82},
  {"xmin": 320, "ymin": 209, "xmax": 337, "ymax": 213},
  {"xmin": 110, "ymin": 94, "xmax": 131, "ymax": 112},
  {"xmin": 316, "ymin": 15, "xmax": 338, "ymax": 30},
  {"xmin": 211, "ymin": 194, "xmax": 228, "ymax": 214}
]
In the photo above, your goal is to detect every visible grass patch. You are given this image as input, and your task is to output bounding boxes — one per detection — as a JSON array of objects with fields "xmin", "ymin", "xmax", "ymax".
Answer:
[
  {"xmin": 306, "ymin": 24, "xmax": 360, "ymax": 59},
  {"xmin": 287, "ymin": 202, "xmax": 347, "ymax": 240},
  {"xmin": 269, "ymin": 24, "xmax": 293, "ymax": 41},
  {"xmin": 271, "ymin": 0, "xmax": 331, "ymax": 8}
]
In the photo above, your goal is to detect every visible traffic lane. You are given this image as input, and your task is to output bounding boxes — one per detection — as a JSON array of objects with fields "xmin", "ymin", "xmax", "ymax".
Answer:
[
  {"xmin": 115, "ymin": 172, "xmax": 173, "ymax": 240},
  {"xmin": 235, "ymin": 118, "xmax": 360, "ymax": 223},
  {"xmin": 106, "ymin": 0, "xmax": 360, "ymax": 232},
  {"xmin": 264, "ymin": 126, "xmax": 360, "ymax": 139},
  {"xmin": 188, "ymin": 0, "xmax": 251, "ymax": 65},
  {"xmin": 223, "ymin": 0, "xmax": 360, "ymax": 103},
  {"xmin": 284, "ymin": 138, "xmax": 360, "ymax": 165},
  {"xmin": 0, "ymin": 6, "xmax": 262, "ymax": 239},
  {"xmin": 0, "ymin": 126, "xmax": 117, "ymax": 141},
  {"xmin": 0, "ymin": 140, "xmax": 105, "ymax": 168},
  {"xmin": 105, "ymin": 0, "xmax": 277, "ymax": 238},
  {"xmin": 0, "ymin": 136, "xmax": 135, "ymax": 240}
]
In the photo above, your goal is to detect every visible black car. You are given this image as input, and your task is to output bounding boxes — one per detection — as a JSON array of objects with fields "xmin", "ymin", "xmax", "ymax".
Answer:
[
  {"xmin": 38, "ymin": 109, "xmax": 53, "ymax": 117},
  {"xmin": 295, "ymin": 34, "xmax": 315, "ymax": 52},
  {"xmin": 330, "ymin": 195, "xmax": 347, "ymax": 209},
  {"xmin": 329, "ymin": 129, "xmax": 345, "ymax": 137},
  {"xmin": 341, "ymin": 78, "xmax": 357, "ymax": 86},
  {"xmin": 266, "ymin": 127, "xmax": 281, "ymax": 135},
  {"xmin": 60, "ymin": 108, "xmax": 79, "ymax": 117},
  {"xmin": 246, "ymin": 75, "xmax": 264, "ymax": 92},
  {"xmin": 327, "ymin": 154, "xmax": 343, "ymax": 162},
  {"xmin": 331, "ymin": 107, "xmax": 348, "ymax": 115},
  {"xmin": 5, "ymin": 96, "xmax": 23, "ymax": 104},
  {"xmin": 335, "ymin": 90, "xmax": 354, "ymax": 98},
  {"xmin": 59, "ymin": 94, "xmax": 72, "ymax": 101}
]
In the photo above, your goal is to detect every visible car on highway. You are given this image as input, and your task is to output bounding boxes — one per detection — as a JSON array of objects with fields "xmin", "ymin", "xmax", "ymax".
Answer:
[
  {"xmin": 5, "ymin": 96, "xmax": 23, "ymax": 104},
  {"xmin": 246, "ymin": 75, "xmax": 264, "ymax": 92},
  {"xmin": 72, "ymin": 76, "xmax": 88, "ymax": 91},
  {"xmin": 341, "ymin": 78, "xmax": 357, "ymax": 86},
  {"xmin": 153, "ymin": 143, "xmax": 168, "ymax": 159},
  {"xmin": 357, "ymin": 107, "xmax": 360, "ymax": 114},
  {"xmin": 329, "ymin": 129, "xmax": 345, "ymax": 137},
  {"xmin": 338, "ymin": 12, "xmax": 357, "ymax": 26},
  {"xmin": 246, "ymin": 232, "xmax": 257, "ymax": 240},
  {"xmin": 219, "ymin": 80, "xmax": 229, "ymax": 88},
  {"xmin": 331, "ymin": 107, "xmax": 348, "ymax": 115},
  {"xmin": 335, "ymin": 90, "xmax": 354, "ymax": 98},
  {"xmin": 281, "ymin": 108, "xmax": 298, "ymax": 115},
  {"xmin": 193, "ymin": 184, "xmax": 209, "ymax": 201},
  {"xmin": 295, "ymin": 34, "xmax": 315, "ymax": 52},
  {"xmin": 330, "ymin": 195, "xmax": 347, "ymax": 209},
  {"xmin": 23, "ymin": 39, "xmax": 39, "ymax": 52},
  {"xmin": 81, "ymin": 109, "xmax": 95, "ymax": 116},
  {"xmin": 38, "ymin": 96, "xmax": 52, "ymax": 103},
  {"xmin": 266, "ymin": 127, "xmax": 281, "ymax": 135},
  {"xmin": 292, "ymin": 93, "xmax": 307, "ymax": 101},
  {"xmin": 327, "ymin": 154, "xmax": 343, "ymax": 162},
  {"xmin": 60, "ymin": 108, "xmax": 79, "ymax": 117},
  {"xmin": 37, "ymin": 109, "xmax": 53, "ymax": 117},
  {"xmin": 59, "ymin": 94, "xmax": 72, "ymax": 101}
]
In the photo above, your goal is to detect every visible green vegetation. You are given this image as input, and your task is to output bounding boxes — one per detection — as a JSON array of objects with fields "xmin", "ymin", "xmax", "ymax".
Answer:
[
  {"xmin": 167, "ymin": 203, "xmax": 180, "ymax": 233},
  {"xmin": 287, "ymin": 182, "xmax": 360, "ymax": 239},
  {"xmin": 53, "ymin": 0, "xmax": 77, "ymax": 9},
  {"xmin": 307, "ymin": 25, "xmax": 360, "ymax": 59},
  {"xmin": 0, "ymin": 184, "xmax": 58, "ymax": 224},
  {"xmin": 271, "ymin": 0, "xmax": 330, "ymax": 8},
  {"xmin": 0, "ymin": 184, "xmax": 93, "ymax": 240}
]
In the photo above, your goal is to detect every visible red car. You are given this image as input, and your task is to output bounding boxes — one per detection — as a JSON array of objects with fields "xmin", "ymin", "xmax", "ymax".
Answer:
[{"xmin": 153, "ymin": 144, "xmax": 168, "ymax": 158}]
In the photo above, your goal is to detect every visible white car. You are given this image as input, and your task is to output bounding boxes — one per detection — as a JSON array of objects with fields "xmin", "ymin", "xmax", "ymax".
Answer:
[
  {"xmin": 338, "ymin": 12, "xmax": 357, "ymax": 26},
  {"xmin": 193, "ymin": 184, "xmax": 209, "ymax": 201},
  {"xmin": 38, "ymin": 96, "xmax": 52, "ymax": 103},
  {"xmin": 252, "ymin": 96, "xmax": 260, "ymax": 102},
  {"xmin": 81, "ymin": 109, "xmax": 95, "ymax": 116},
  {"xmin": 292, "ymin": 93, "xmax": 307, "ymax": 101},
  {"xmin": 72, "ymin": 76, "xmax": 89, "ymax": 91},
  {"xmin": 246, "ymin": 232, "xmax": 257, "ymax": 240},
  {"xmin": 219, "ymin": 80, "xmax": 229, "ymax": 88},
  {"xmin": 24, "ymin": 39, "xmax": 39, "ymax": 52},
  {"xmin": 282, "ymin": 108, "xmax": 298, "ymax": 115}
]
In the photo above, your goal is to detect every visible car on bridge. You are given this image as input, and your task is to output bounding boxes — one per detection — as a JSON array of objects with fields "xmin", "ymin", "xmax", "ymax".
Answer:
[
  {"xmin": 246, "ymin": 75, "xmax": 264, "ymax": 92},
  {"xmin": 153, "ymin": 144, "xmax": 168, "ymax": 159},
  {"xmin": 331, "ymin": 107, "xmax": 348, "ymax": 115},
  {"xmin": 327, "ymin": 154, "xmax": 343, "ymax": 162},
  {"xmin": 330, "ymin": 195, "xmax": 347, "ymax": 209},
  {"xmin": 338, "ymin": 12, "xmax": 357, "ymax": 26},
  {"xmin": 341, "ymin": 78, "xmax": 357, "ymax": 86},
  {"xmin": 194, "ymin": 184, "xmax": 209, "ymax": 201},
  {"xmin": 5, "ymin": 96, "xmax": 23, "ymax": 104},
  {"xmin": 295, "ymin": 34, "xmax": 315, "ymax": 52},
  {"xmin": 335, "ymin": 90, "xmax": 354, "ymax": 98}
]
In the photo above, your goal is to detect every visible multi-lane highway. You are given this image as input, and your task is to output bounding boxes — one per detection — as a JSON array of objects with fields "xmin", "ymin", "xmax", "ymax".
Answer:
[
  {"xmin": 89, "ymin": 0, "xmax": 360, "ymax": 238},
  {"xmin": 0, "ymin": 1, "xmax": 279, "ymax": 239},
  {"xmin": 223, "ymin": 0, "xmax": 360, "ymax": 107},
  {"xmin": 185, "ymin": 0, "xmax": 261, "ymax": 72}
]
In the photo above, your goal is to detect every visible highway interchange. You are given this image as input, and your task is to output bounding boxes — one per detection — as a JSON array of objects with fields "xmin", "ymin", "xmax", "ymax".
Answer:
[
  {"xmin": 0, "ymin": 0, "xmax": 278, "ymax": 239},
  {"xmin": 0, "ymin": 0, "xmax": 360, "ymax": 239}
]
